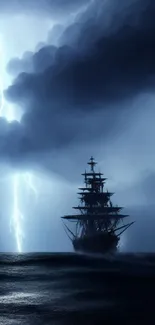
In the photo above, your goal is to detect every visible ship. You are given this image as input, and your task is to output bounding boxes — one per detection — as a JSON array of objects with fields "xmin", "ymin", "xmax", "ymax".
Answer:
[{"xmin": 61, "ymin": 157, "xmax": 134, "ymax": 254}]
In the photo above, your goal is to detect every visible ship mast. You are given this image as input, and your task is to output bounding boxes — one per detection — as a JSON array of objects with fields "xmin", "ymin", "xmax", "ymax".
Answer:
[{"xmin": 62, "ymin": 157, "xmax": 133, "ymax": 239}]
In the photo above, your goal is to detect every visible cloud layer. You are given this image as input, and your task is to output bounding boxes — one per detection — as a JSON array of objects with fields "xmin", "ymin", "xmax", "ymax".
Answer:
[
  {"xmin": 0, "ymin": 0, "xmax": 90, "ymax": 17},
  {"xmin": 1, "ymin": 0, "xmax": 155, "ymax": 172}
]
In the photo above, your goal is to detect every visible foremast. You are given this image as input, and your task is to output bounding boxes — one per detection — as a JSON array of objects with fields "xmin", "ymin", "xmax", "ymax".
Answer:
[{"xmin": 62, "ymin": 157, "xmax": 134, "ymax": 240}]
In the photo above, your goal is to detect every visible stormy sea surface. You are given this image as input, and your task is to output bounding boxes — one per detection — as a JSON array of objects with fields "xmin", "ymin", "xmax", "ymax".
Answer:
[{"xmin": 0, "ymin": 253, "xmax": 155, "ymax": 324}]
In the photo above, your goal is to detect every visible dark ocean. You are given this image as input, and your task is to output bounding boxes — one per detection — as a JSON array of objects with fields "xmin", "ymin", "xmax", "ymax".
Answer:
[{"xmin": 0, "ymin": 253, "xmax": 155, "ymax": 325}]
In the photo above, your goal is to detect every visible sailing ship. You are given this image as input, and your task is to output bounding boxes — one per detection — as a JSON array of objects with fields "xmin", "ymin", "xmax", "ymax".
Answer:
[{"xmin": 61, "ymin": 157, "xmax": 134, "ymax": 254}]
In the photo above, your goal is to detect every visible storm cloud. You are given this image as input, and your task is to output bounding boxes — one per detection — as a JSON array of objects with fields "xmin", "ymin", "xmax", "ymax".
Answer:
[{"xmin": 0, "ymin": 0, "xmax": 154, "ymax": 168}]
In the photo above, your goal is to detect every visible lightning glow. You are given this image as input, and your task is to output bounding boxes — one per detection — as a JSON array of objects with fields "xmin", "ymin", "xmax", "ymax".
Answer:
[
  {"xmin": 24, "ymin": 173, "xmax": 38, "ymax": 201},
  {"xmin": 0, "ymin": 36, "xmax": 37, "ymax": 253}
]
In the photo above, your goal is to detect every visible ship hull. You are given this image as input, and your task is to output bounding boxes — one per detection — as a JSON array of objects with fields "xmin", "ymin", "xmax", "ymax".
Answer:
[{"xmin": 73, "ymin": 232, "xmax": 119, "ymax": 254}]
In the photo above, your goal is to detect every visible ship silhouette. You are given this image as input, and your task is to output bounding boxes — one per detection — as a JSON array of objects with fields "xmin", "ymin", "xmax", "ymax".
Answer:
[{"xmin": 62, "ymin": 157, "xmax": 134, "ymax": 254}]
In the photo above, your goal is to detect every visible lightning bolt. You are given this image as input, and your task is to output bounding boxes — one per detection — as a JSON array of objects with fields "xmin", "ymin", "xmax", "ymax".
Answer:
[{"xmin": 0, "ymin": 36, "xmax": 37, "ymax": 253}]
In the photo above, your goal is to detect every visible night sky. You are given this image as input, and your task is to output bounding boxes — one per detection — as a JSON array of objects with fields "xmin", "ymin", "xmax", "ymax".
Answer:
[{"xmin": 0, "ymin": 0, "xmax": 154, "ymax": 252}]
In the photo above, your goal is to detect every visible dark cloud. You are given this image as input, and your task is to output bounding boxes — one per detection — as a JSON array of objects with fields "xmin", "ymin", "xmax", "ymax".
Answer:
[
  {"xmin": 0, "ymin": 0, "xmax": 90, "ymax": 17},
  {"xmin": 0, "ymin": 118, "xmax": 33, "ymax": 167},
  {"xmin": 1, "ymin": 0, "xmax": 155, "ymax": 167},
  {"xmin": 7, "ymin": 0, "xmax": 155, "ymax": 103}
]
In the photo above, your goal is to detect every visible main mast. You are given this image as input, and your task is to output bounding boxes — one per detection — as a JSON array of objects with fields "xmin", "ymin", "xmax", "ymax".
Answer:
[{"xmin": 62, "ymin": 157, "xmax": 134, "ymax": 239}]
